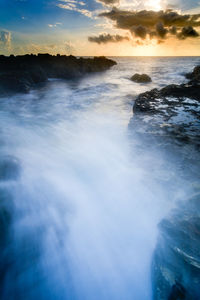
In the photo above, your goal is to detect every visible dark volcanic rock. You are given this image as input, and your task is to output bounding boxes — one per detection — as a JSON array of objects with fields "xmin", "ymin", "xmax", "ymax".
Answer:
[
  {"xmin": 152, "ymin": 193, "xmax": 200, "ymax": 300},
  {"xmin": 186, "ymin": 65, "xmax": 200, "ymax": 84},
  {"xmin": 0, "ymin": 54, "xmax": 117, "ymax": 94},
  {"xmin": 130, "ymin": 65, "xmax": 200, "ymax": 300},
  {"xmin": 131, "ymin": 66, "xmax": 200, "ymax": 148},
  {"xmin": 168, "ymin": 282, "xmax": 186, "ymax": 300},
  {"xmin": 131, "ymin": 73, "xmax": 152, "ymax": 83}
]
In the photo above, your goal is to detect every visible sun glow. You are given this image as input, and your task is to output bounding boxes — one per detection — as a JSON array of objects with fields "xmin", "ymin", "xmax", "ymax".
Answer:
[
  {"xmin": 119, "ymin": 0, "xmax": 165, "ymax": 11},
  {"xmin": 145, "ymin": 0, "xmax": 163, "ymax": 11}
]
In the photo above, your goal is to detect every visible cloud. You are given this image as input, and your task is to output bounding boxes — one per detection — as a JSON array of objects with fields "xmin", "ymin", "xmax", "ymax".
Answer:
[
  {"xmin": 88, "ymin": 33, "xmax": 129, "ymax": 44},
  {"xmin": 64, "ymin": 41, "xmax": 75, "ymax": 53},
  {"xmin": 48, "ymin": 22, "xmax": 62, "ymax": 28},
  {"xmin": 57, "ymin": 0, "xmax": 92, "ymax": 18},
  {"xmin": 156, "ymin": 22, "xmax": 168, "ymax": 38},
  {"xmin": 98, "ymin": 8, "xmax": 200, "ymax": 42},
  {"xmin": 0, "ymin": 30, "xmax": 11, "ymax": 46},
  {"xmin": 169, "ymin": 25, "xmax": 177, "ymax": 35},
  {"xmin": 11, "ymin": 41, "xmax": 76, "ymax": 56},
  {"xmin": 99, "ymin": 9, "xmax": 200, "ymax": 29},
  {"xmin": 59, "ymin": 0, "xmax": 85, "ymax": 4},
  {"xmin": 177, "ymin": 26, "xmax": 199, "ymax": 39},
  {"xmin": 97, "ymin": 0, "xmax": 119, "ymax": 7},
  {"xmin": 131, "ymin": 25, "xmax": 147, "ymax": 39}
]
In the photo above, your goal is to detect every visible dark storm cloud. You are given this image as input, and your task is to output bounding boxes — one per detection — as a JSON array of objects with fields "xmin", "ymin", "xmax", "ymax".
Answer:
[
  {"xmin": 177, "ymin": 26, "xmax": 199, "ymax": 39},
  {"xmin": 161, "ymin": 11, "xmax": 200, "ymax": 27},
  {"xmin": 131, "ymin": 25, "xmax": 147, "ymax": 39},
  {"xmin": 98, "ymin": 8, "xmax": 200, "ymax": 42},
  {"xmin": 156, "ymin": 22, "xmax": 168, "ymax": 38},
  {"xmin": 99, "ymin": 9, "xmax": 200, "ymax": 29},
  {"xmin": 88, "ymin": 33, "xmax": 129, "ymax": 44}
]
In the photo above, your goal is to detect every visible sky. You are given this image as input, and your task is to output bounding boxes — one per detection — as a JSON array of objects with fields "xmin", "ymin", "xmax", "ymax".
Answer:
[{"xmin": 0, "ymin": 0, "xmax": 200, "ymax": 56}]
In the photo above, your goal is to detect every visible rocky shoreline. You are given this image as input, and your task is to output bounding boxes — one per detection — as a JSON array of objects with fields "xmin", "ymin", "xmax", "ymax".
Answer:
[
  {"xmin": 0, "ymin": 54, "xmax": 116, "ymax": 94},
  {"xmin": 131, "ymin": 65, "xmax": 200, "ymax": 149},
  {"xmin": 130, "ymin": 65, "xmax": 200, "ymax": 299}
]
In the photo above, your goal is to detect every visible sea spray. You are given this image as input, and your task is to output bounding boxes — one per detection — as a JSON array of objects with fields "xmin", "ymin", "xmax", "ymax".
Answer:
[{"xmin": 0, "ymin": 57, "xmax": 199, "ymax": 300}]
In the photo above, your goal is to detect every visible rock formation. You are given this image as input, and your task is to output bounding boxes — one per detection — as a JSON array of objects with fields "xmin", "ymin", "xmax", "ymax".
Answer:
[
  {"xmin": 130, "ymin": 65, "xmax": 200, "ymax": 300},
  {"xmin": 131, "ymin": 73, "xmax": 152, "ymax": 83},
  {"xmin": 0, "ymin": 54, "xmax": 117, "ymax": 94}
]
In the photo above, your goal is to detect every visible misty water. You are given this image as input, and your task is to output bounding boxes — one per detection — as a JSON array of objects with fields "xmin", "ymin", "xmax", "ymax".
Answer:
[{"xmin": 0, "ymin": 57, "xmax": 200, "ymax": 300}]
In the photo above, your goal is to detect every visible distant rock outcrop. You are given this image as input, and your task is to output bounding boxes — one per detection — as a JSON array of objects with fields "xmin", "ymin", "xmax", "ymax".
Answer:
[
  {"xmin": 131, "ymin": 73, "xmax": 152, "ymax": 83},
  {"xmin": 0, "ymin": 54, "xmax": 117, "ymax": 94},
  {"xmin": 131, "ymin": 65, "xmax": 200, "ymax": 148}
]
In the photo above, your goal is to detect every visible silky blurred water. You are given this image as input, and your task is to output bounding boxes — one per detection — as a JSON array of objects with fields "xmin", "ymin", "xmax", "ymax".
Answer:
[{"xmin": 0, "ymin": 57, "xmax": 200, "ymax": 300}]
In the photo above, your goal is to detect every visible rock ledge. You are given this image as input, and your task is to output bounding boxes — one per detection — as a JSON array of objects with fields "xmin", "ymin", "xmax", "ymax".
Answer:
[{"xmin": 0, "ymin": 54, "xmax": 117, "ymax": 94}]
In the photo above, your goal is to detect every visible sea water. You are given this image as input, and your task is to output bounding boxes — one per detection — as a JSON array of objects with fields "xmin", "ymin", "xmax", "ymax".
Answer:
[{"xmin": 0, "ymin": 57, "xmax": 200, "ymax": 300}]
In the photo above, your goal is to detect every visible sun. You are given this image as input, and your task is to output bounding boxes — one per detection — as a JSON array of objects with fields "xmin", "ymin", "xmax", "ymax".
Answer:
[
  {"xmin": 120, "ymin": 0, "xmax": 164, "ymax": 11},
  {"xmin": 145, "ymin": 0, "xmax": 163, "ymax": 11}
]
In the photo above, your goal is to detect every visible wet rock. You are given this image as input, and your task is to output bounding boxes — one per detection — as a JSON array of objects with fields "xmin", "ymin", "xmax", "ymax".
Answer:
[
  {"xmin": 131, "ymin": 73, "xmax": 152, "ymax": 83},
  {"xmin": 0, "ymin": 156, "xmax": 21, "ymax": 181},
  {"xmin": 152, "ymin": 193, "xmax": 200, "ymax": 300},
  {"xmin": 186, "ymin": 65, "xmax": 200, "ymax": 84},
  {"xmin": 131, "ymin": 66, "xmax": 200, "ymax": 148},
  {"xmin": 0, "ymin": 54, "xmax": 117, "ymax": 94},
  {"xmin": 161, "ymin": 83, "xmax": 199, "ymax": 100},
  {"xmin": 0, "ymin": 72, "xmax": 34, "ymax": 93},
  {"xmin": 168, "ymin": 281, "xmax": 186, "ymax": 300},
  {"xmin": 130, "ymin": 65, "xmax": 200, "ymax": 298}
]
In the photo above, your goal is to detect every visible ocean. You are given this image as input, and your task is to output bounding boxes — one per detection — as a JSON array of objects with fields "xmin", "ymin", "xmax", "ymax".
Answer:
[{"xmin": 0, "ymin": 57, "xmax": 200, "ymax": 300}]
